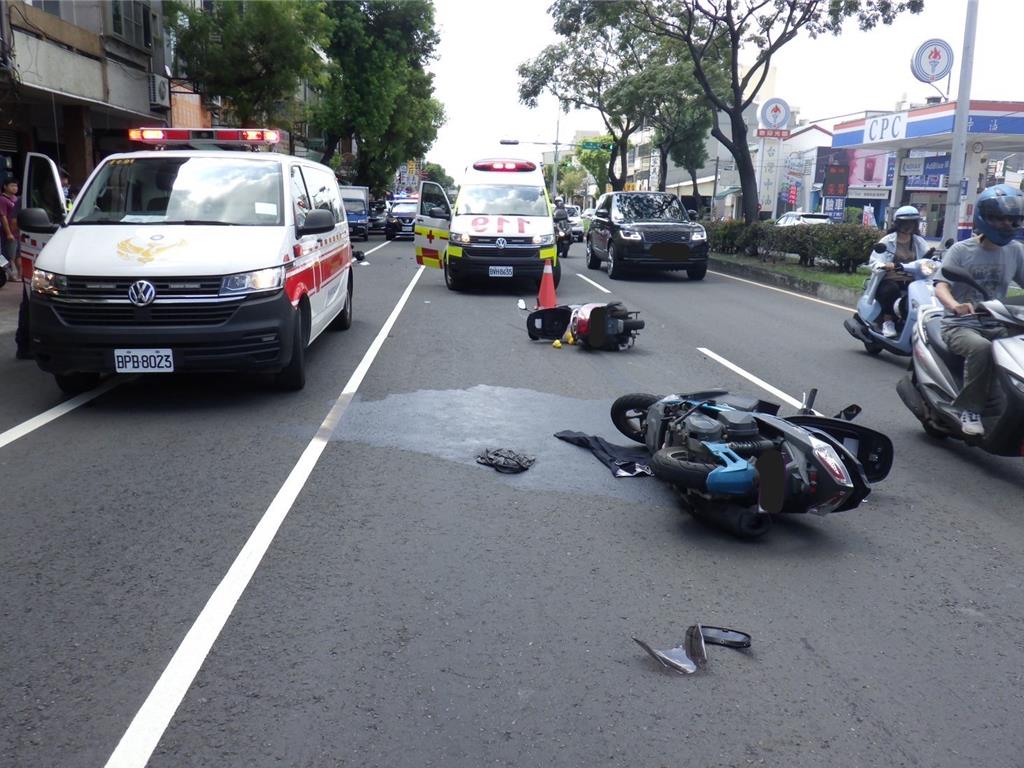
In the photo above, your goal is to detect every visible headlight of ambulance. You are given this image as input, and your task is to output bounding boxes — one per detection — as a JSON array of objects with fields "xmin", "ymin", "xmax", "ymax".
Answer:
[
  {"xmin": 533, "ymin": 233, "xmax": 555, "ymax": 245},
  {"xmin": 220, "ymin": 266, "xmax": 285, "ymax": 296},
  {"xmin": 690, "ymin": 226, "xmax": 707, "ymax": 241},
  {"xmin": 450, "ymin": 231, "xmax": 471, "ymax": 244},
  {"xmin": 619, "ymin": 228, "xmax": 642, "ymax": 241},
  {"xmin": 32, "ymin": 269, "xmax": 68, "ymax": 296}
]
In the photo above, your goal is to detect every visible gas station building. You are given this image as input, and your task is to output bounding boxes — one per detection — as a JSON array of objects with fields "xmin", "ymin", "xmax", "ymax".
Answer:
[{"xmin": 830, "ymin": 100, "xmax": 1024, "ymax": 240}]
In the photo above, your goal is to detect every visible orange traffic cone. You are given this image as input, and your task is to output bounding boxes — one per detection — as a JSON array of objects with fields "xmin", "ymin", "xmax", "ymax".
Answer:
[{"xmin": 536, "ymin": 258, "xmax": 557, "ymax": 309}]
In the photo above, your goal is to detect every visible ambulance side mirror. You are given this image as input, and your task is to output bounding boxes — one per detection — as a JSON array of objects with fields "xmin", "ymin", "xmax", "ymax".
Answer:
[
  {"xmin": 18, "ymin": 207, "xmax": 59, "ymax": 234},
  {"xmin": 298, "ymin": 209, "xmax": 336, "ymax": 236}
]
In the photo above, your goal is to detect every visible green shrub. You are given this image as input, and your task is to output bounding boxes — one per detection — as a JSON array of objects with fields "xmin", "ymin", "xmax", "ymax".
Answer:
[{"xmin": 708, "ymin": 220, "xmax": 881, "ymax": 273}]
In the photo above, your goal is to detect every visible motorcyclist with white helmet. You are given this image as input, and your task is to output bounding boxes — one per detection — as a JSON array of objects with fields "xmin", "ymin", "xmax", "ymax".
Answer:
[
  {"xmin": 870, "ymin": 205, "xmax": 931, "ymax": 338},
  {"xmin": 934, "ymin": 184, "xmax": 1024, "ymax": 436}
]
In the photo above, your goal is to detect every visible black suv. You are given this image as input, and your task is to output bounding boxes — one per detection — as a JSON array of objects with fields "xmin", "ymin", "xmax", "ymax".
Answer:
[{"xmin": 585, "ymin": 191, "xmax": 709, "ymax": 280}]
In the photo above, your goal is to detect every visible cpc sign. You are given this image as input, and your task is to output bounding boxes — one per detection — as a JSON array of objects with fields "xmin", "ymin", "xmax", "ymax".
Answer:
[
  {"xmin": 760, "ymin": 98, "xmax": 791, "ymax": 130},
  {"xmin": 911, "ymin": 39, "xmax": 954, "ymax": 83},
  {"xmin": 865, "ymin": 112, "xmax": 907, "ymax": 144}
]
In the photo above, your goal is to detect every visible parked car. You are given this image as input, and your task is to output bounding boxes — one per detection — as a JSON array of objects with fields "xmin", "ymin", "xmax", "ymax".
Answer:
[
  {"xmin": 369, "ymin": 200, "xmax": 387, "ymax": 233},
  {"xmin": 776, "ymin": 211, "xmax": 834, "ymax": 227},
  {"xmin": 385, "ymin": 201, "xmax": 418, "ymax": 240},
  {"xmin": 585, "ymin": 191, "xmax": 709, "ymax": 280},
  {"xmin": 565, "ymin": 204, "xmax": 584, "ymax": 241}
]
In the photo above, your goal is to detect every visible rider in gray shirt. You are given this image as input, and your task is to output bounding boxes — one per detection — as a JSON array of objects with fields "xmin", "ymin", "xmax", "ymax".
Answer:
[{"xmin": 934, "ymin": 184, "xmax": 1024, "ymax": 436}]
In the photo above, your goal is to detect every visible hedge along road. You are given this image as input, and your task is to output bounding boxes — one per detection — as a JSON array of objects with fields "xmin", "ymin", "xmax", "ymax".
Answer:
[{"xmin": 4, "ymin": 235, "xmax": 1024, "ymax": 768}]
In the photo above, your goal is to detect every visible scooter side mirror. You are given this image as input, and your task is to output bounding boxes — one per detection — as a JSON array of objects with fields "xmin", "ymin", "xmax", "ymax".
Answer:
[
  {"xmin": 941, "ymin": 264, "xmax": 991, "ymax": 300},
  {"xmin": 872, "ymin": 243, "xmax": 888, "ymax": 254}
]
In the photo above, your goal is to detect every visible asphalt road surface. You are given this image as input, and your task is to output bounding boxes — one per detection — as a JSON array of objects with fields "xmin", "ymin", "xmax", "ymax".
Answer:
[{"xmin": 3, "ymin": 235, "xmax": 1023, "ymax": 767}]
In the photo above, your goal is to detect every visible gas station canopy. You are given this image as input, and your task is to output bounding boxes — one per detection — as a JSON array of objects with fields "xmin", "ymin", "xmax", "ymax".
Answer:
[{"xmin": 833, "ymin": 100, "xmax": 1024, "ymax": 153}]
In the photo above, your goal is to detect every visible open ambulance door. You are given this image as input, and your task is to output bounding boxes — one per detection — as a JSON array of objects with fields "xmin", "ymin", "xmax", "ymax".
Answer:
[
  {"xmin": 18, "ymin": 152, "xmax": 67, "ymax": 276},
  {"xmin": 414, "ymin": 181, "xmax": 451, "ymax": 269}
]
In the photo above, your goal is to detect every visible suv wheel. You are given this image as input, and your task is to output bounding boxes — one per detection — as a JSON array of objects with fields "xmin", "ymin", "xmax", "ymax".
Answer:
[
  {"xmin": 607, "ymin": 242, "xmax": 624, "ymax": 280},
  {"xmin": 687, "ymin": 264, "xmax": 707, "ymax": 281},
  {"xmin": 585, "ymin": 237, "xmax": 600, "ymax": 270}
]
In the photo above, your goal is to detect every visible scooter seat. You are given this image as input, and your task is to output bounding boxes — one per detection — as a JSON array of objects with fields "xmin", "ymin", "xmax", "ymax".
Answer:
[{"xmin": 924, "ymin": 315, "xmax": 964, "ymax": 382}]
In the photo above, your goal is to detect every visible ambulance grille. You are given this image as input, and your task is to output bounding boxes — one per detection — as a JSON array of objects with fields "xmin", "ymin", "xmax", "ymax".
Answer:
[
  {"xmin": 64, "ymin": 276, "xmax": 223, "ymax": 300},
  {"xmin": 53, "ymin": 303, "xmax": 238, "ymax": 327}
]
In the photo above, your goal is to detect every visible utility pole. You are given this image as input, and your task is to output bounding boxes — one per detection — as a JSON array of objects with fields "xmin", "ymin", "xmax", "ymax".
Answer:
[
  {"xmin": 942, "ymin": 0, "xmax": 978, "ymax": 245},
  {"xmin": 552, "ymin": 102, "xmax": 561, "ymax": 200},
  {"xmin": 711, "ymin": 155, "xmax": 720, "ymax": 218}
]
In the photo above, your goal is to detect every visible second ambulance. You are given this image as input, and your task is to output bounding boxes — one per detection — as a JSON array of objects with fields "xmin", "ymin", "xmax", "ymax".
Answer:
[{"xmin": 414, "ymin": 157, "xmax": 559, "ymax": 290}]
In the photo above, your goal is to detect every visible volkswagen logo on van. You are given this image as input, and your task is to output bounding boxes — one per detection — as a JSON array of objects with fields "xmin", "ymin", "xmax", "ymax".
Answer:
[
  {"xmin": 128, "ymin": 280, "xmax": 157, "ymax": 307},
  {"xmin": 495, "ymin": 237, "xmax": 507, "ymax": 249}
]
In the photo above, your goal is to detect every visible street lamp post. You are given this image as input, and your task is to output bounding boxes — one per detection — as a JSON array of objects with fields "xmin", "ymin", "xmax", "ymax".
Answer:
[{"xmin": 942, "ymin": 0, "xmax": 979, "ymax": 245}]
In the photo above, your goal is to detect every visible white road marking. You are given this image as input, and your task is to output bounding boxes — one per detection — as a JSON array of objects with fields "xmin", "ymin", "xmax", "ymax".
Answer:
[
  {"xmin": 698, "ymin": 346, "xmax": 821, "ymax": 414},
  {"xmin": 362, "ymin": 240, "xmax": 392, "ymax": 256},
  {"xmin": 708, "ymin": 270, "xmax": 853, "ymax": 312},
  {"xmin": 575, "ymin": 273, "xmax": 612, "ymax": 294},
  {"xmin": 0, "ymin": 376, "xmax": 123, "ymax": 450},
  {"xmin": 104, "ymin": 266, "xmax": 427, "ymax": 768}
]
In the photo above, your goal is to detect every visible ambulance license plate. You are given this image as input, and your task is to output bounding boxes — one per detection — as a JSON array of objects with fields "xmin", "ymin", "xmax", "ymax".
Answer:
[
  {"xmin": 489, "ymin": 266, "xmax": 513, "ymax": 277},
  {"xmin": 114, "ymin": 348, "xmax": 174, "ymax": 373}
]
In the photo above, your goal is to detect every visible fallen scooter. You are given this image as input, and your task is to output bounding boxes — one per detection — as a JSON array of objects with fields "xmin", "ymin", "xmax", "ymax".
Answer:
[
  {"xmin": 844, "ymin": 240, "xmax": 952, "ymax": 356},
  {"xmin": 610, "ymin": 388, "xmax": 893, "ymax": 537},
  {"xmin": 527, "ymin": 301, "xmax": 644, "ymax": 350},
  {"xmin": 897, "ymin": 264, "xmax": 1024, "ymax": 454}
]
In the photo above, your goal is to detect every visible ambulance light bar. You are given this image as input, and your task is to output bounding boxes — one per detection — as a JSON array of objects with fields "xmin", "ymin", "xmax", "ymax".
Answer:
[
  {"xmin": 472, "ymin": 159, "xmax": 537, "ymax": 172},
  {"xmin": 128, "ymin": 128, "xmax": 281, "ymax": 145}
]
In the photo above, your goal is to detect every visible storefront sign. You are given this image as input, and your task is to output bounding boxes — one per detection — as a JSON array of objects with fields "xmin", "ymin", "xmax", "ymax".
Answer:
[
  {"xmin": 823, "ymin": 196, "xmax": 846, "ymax": 223},
  {"xmin": 848, "ymin": 187, "xmax": 890, "ymax": 200},
  {"xmin": 865, "ymin": 112, "xmax": 907, "ymax": 144},
  {"xmin": 823, "ymin": 164, "xmax": 849, "ymax": 197},
  {"xmin": 757, "ymin": 128, "xmax": 790, "ymax": 139},
  {"xmin": 911, "ymin": 39, "xmax": 954, "ymax": 83},
  {"xmin": 901, "ymin": 157, "xmax": 925, "ymax": 176}
]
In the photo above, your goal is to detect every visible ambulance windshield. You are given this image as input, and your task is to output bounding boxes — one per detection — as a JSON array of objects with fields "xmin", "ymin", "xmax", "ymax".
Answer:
[
  {"xmin": 70, "ymin": 157, "xmax": 284, "ymax": 226},
  {"xmin": 455, "ymin": 184, "xmax": 548, "ymax": 217}
]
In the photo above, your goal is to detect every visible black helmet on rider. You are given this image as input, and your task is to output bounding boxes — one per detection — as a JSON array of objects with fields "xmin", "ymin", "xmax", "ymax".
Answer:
[
  {"xmin": 974, "ymin": 183, "xmax": 1024, "ymax": 246},
  {"xmin": 554, "ymin": 196, "xmax": 565, "ymax": 207}
]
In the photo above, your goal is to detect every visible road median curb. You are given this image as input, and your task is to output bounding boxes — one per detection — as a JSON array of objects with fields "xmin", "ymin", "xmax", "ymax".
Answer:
[{"xmin": 709, "ymin": 255, "xmax": 858, "ymax": 307}]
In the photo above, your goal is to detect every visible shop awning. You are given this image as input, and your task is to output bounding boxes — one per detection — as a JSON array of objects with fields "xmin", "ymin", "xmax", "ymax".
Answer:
[
  {"xmin": 667, "ymin": 174, "xmax": 719, "ymax": 197},
  {"xmin": 713, "ymin": 185, "xmax": 742, "ymax": 199}
]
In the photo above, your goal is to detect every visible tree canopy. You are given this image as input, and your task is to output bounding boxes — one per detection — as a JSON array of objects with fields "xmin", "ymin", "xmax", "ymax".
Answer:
[{"xmin": 167, "ymin": 0, "xmax": 333, "ymax": 127}]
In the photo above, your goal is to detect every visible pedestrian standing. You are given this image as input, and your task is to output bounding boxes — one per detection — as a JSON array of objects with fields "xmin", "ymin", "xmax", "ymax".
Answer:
[{"xmin": 0, "ymin": 175, "xmax": 20, "ymax": 281}]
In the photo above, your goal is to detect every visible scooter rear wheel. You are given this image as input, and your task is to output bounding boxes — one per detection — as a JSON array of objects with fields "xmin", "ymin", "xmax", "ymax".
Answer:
[{"xmin": 610, "ymin": 393, "xmax": 658, "ymax": 443}]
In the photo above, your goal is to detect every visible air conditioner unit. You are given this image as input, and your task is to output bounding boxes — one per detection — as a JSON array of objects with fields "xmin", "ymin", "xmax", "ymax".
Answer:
[{"xmin": 148, "ymin": 74, "xmax": 170, "ymax": 110}]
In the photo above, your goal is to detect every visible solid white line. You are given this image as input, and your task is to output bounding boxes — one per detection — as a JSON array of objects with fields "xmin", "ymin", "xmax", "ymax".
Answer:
[
  {"xmin": 575, "ymin": 273, "xmax": 612, "ymax": 294},
  {"xmin": 698, "ymin": 346, "xmax": 820, "ymax": 414},
  {"xmin": 104, "ymin": 265, "xmax": 427, "ymax": 768},
  {"xmin": 362, "ymin": 240, "xmax": 392, "ymax": 256},
  {"xmin": 708, "ymin": 270, "xmax": 854, "ymax": 312},
  {"xmin": 0, "ymin": 376, "xmax": 123, "ymax": 450}
]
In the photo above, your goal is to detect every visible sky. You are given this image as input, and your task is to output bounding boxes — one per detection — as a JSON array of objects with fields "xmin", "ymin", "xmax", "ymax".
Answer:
[{"xmin": 425, "ymin": 0, "xmax": 1024, "ymax": 179}]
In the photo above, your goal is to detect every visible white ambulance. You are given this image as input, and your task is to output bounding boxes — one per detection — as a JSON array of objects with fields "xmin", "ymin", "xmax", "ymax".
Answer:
[
  {"xmin": 413, "ymin": 157, "xmax": 559, "ymax": 290},
  {"xmin": 18, "ymin": 128, "xmax": 356, "ymax": 393}
]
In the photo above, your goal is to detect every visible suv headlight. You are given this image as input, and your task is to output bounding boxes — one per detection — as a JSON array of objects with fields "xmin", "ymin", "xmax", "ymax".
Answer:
[
  {"xmin": 220, "ymin": 266, "xmax": 285, "ymax": 296},
  {"xmin": 533, "ymin": 233, "xmax": 555, "ymax": 245},
  {"xmin": 619, "ymin": 228, "xmax": 642, "ymax": 241},
  {"xmin": 691, "ymin": 226, "xmax": 707, "ymax": 241},
  {"xmin": 450, "ymin": 231, "xmax": 471, "ymax": 244},
  {"xmin": 32, "ymin": 269, "xmax": 68, "ymax": 296}
]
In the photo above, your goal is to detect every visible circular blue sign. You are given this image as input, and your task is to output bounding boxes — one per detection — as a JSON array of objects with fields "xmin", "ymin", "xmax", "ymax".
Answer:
[
  {"xmin": 911, "ymin": 39, "xmax": 954, "ymax": 83},
  {"xmin": 759, "ymin": 98, "xmax": 791, "ymax": 130}
]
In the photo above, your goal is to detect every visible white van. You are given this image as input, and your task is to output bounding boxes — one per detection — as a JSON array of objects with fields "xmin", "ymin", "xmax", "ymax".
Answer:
[
  {"xmin": 18, "ymin": 129, "xmax": 356, "ymax": 393},
  {"xmin": 413, "ymin": 158, "xmax": 559, "ymax": 290}
]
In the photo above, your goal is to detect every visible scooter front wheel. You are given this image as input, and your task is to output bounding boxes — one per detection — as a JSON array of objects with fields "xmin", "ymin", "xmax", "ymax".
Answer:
[
  {"xmin": 610, "ymin": 393, "xmax": 659, "ymax": 443},
  {"xmin": 863, "ymin": 340, "xmax": 883, "ymax": 355}
]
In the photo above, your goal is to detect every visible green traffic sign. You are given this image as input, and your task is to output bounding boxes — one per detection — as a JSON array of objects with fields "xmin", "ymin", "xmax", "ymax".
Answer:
[{"xmin": 579, "ymin": 141, "xmax": 612, "ymax": 150}]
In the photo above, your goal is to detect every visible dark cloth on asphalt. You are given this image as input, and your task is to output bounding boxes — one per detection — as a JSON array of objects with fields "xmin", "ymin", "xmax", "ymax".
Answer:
[
  {"xmin": 476, "ymin": 448, "xmax": 536, "ymax": 474},
  {"xmin": 554, "ymin": 431, "xmax": 653, "ymax": 477}
]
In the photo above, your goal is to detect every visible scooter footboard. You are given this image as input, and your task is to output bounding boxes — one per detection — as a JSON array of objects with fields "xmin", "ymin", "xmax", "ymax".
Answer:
[{"xmin": 786, "ymin": 416, "xmax": 894, "ymax": 483}]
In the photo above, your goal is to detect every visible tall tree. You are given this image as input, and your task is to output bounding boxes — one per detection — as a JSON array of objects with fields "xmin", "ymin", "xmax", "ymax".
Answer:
[
  {"xmin": 422, "ymin": 162, "xmax": 454, "ymax": 189},
  {"xmin": 167, "ymin": 0, "xmax": 333, "ymax": 127},
  {"xmin": 519, "ymin": 1, "xmax": 655, "ymax": 191},
  {"xmin": 312, "ymin": 1, "xmax": 444, "ymax": 194},
  {"xmin": 575, "ymin": 136, "xmax": 614, "ymax": 197},
  {"xmin": 637, "ymin": 0, "xmax": 924, "ymax": 223}
]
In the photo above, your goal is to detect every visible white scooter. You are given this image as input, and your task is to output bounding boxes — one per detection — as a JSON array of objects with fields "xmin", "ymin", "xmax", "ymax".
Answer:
[{"xmin": 844, "ymin": 240, "xmax": 951, "ymax": 356}]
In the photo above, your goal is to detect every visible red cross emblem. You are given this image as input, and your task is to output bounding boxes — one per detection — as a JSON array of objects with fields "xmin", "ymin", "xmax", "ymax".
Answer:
[{"xmin": 426, "ymin": 230, "xmax": 435, "ymax": 243}]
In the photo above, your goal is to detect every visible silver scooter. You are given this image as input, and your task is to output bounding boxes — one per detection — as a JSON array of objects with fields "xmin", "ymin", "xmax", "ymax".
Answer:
[{"xmin": 897, "ymin": 264, "xmax": 1024, "ymax": 455}]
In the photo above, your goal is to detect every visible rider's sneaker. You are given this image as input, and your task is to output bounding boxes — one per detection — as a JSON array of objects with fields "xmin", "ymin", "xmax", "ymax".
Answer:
[
  {"xmin": 960, "ymin": 410, "xmax": 985, "ymax": 436},
  {"xmin": 881, "ymin": 320, "xmax": 897, "ymax": 338}
]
